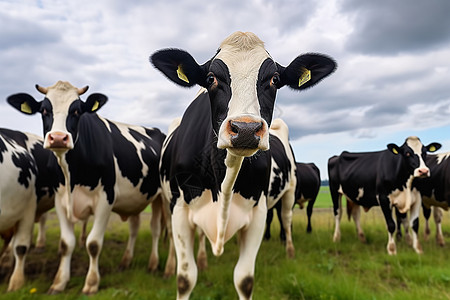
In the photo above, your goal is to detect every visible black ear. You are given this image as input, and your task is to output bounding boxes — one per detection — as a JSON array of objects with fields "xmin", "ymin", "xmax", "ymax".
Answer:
[
  {"xmin": 387, "ymin": 143, "xmax": 401, "ymax": 155},
  {"xmin": 150, "ymin": 49, "xmax": 208, "ymax": 88},
  {"xmin": 84, "ymin": 93, "xmax": 108, "ymax": 113},
  {"xmin": 278, "ymin": 53, "xmax": 337, "ymax": 90},
  {"xmin": 426, "ymin": 143, "xmax": 441, "ymax": 153},
  {"xmin": 7, "ymin": 93, "xmax": 41, "ymax": 115}
]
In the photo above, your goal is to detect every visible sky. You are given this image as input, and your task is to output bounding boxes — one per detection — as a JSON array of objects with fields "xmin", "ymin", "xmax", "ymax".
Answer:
[{"xmin": 1, "ymin": 0, "xmax": 450, "ymax": 179}]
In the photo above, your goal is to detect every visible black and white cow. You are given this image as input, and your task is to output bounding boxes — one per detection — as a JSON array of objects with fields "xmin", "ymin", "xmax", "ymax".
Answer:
[
  {"xmin": 410, "ymin": 153, "xmax": 450, "ymax": 246},
  {"xmin": 328, "ymin": 136, "xmax": 441, "ymax": 255},
  {"xmin": 150, "ymin": 31, "xmax": 336, "ymax": 299},
  {"xmin": 7, "ymin": 81, "xmax": 172, "ymax": 294},
  {"xmin": 265, "ymin": 161, "xmax": 321, "ymax": 241},
  {"xmin": 193, "ymin": 118, "xmax": 299, "ymax": 270},
  {"xmin": 265, "ymin": 118, "xmax": 298, "ymax": 257},
  {"xmin": 0, "ymin": 128, "xmax": 63, "ymax": 291}
]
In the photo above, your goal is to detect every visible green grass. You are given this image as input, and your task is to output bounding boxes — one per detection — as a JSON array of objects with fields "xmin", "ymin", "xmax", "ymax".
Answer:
[
  {"xmin": 313, "ymin": 186, "xmax": 333, "ymax": 208},
  {"xmin": 1, "ymin": 207, "xmax": 450, "ymax": 299}
]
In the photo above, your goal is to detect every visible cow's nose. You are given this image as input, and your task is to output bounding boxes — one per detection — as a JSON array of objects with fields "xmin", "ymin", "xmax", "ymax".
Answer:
[
  {"xmin": 418, "ymin": 168, "xmax": 429, "ymax": 177},
  {"xmin": 229, "ymin": 120, "xmax": 263, "ymax": 149},
  {"xmin": 47, "ymin": 132, "xmax": 70, "ymax": 148}
]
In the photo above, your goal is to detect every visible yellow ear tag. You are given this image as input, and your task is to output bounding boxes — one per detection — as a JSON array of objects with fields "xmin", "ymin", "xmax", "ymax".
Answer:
[
  {"xmin": 91, "ymin": 101, "xmax": 99, "ymax": 112},
  {"xmin": 21, "ymin": 102, "xmax": 32, "ymax": 114},
  {"xmin": 298, "ymin": 67, "xmax": 311, "ymax": 87},
  {"xmin": 177, "ymin": 65, "xmax": 189, "ymax": 83},
  {"xmin": 429, "ymin": 145, "xmax": 436, "ymax": 152},
  {"xmin": 392, "ymin": 148, "xmax": 399, "ymax": 155}
]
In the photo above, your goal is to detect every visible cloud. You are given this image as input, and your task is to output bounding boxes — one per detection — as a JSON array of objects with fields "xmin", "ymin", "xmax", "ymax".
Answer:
[{"xmin": 340, "ymin": 0, "xmax": 450, "ymax": 55}]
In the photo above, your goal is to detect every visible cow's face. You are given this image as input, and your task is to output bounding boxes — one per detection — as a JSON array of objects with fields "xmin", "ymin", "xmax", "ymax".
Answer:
[
  {"xmin": 7, "ymin": 81, "xmax": 107, "ymax": 153},
  {"xmin": 150, "ymin": 31, "xmax": 336, "ymax": 157},
  {"xmin": 387, "ymin": 136, "xmax": 441, "ymax": 178}
]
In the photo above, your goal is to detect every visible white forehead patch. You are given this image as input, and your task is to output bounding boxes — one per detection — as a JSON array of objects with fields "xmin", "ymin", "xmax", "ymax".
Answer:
[
  {"xmin": 45, "ymin": 81, "xmax": 80, "ymax": 114},
  {"xmin": 405, "ymin": 136, "xmax": 423, "ymax": 155},
  {"xmin": 215, "ymin": 32, "xmax": 271, "ymax": 117}
]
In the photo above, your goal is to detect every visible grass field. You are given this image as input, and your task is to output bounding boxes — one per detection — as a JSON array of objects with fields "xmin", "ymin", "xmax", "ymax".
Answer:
[{"xmin": 1, "ymin": 188, "xmax": 450, "ymax": 299}]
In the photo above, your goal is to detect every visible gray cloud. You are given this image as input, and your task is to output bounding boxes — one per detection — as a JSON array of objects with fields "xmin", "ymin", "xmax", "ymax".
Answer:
[{"xmin": 340, "ymin": 0, "xmax": 450, "ymax": 55}]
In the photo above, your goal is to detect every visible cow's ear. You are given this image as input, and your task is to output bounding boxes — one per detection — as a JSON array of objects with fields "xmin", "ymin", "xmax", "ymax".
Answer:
[
  {"xmin": 85, "ymin": 93, "xmax": 108, "ymax": 113},
  {"xmin": 387, "ymin": 143, "xmax": 401, "ymax": 155},
  {"xmin": 7, "ymin": 93, "xmax": 41, "ymax": 115},
  {"xmin": 278, "ymin": 53, "xmax": 336, "ymax": 90},
  {"xmin": 426, "ymin": 143, "xmax": 441, "ymax": 153},
  {"xmin": 150, "ymin": 49, "xmax": 207, "ymax": 88}
]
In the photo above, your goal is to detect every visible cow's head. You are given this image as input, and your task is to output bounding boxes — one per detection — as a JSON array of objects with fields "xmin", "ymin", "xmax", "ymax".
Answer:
[
  {"xmin": 7, "ymin": 81, "xmax": 107, "ymax": 153},
  {"xmin": 387, "ymin": 136, "xmax": 441, "ymax": 178},
  {"xmin": 151, "ymin": 31, "xmax": 336, "ymax": 157}
]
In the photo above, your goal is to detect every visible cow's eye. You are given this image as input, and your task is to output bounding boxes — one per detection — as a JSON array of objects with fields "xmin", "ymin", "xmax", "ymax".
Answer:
[
  {"xmin": 42, "ymin": 108, "xmax": 48, "ymax": 116},
  {"xmin": 405, "ymin": 152, "xmax": 411, "ymax": 157},
  {"xmin": 73, "ymin": 110, "xmax": 79, "ymax": 116},
  {"xmin": 206, "ymin": 73, "xmax": 216, "ymax": 87},
  {"xmin": 271, "ymin": 74, "xmax": 280, "ymax": 86}
]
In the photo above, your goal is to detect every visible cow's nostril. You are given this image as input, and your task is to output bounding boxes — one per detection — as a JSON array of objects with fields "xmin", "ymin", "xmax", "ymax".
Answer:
[{"xmin": 230, "ymin": 121, "xmax": 239, "ymax": 134}]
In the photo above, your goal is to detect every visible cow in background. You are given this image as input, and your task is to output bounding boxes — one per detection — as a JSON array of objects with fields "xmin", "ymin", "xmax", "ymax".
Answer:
[
  {"xmin": 7, "ymin": 81, "xmax": 173, "ymax": 294},
  {"xmin": 265, "ymin": 162, "xmax": 320, "ymax": 241},
  {"xmin": 407, "ymin": 153, "xmax": 449, "ymax": 246},
  {"xmin": 151, "ymin": 31, "xmax": 336, "ymax": 299},
  {"xmin": 328, "ymin": 137, "xmax": 440, "ymax": 255},
  {"xmin": 0, "ymin": 129, "xmax": 63, "ymax": 291}
]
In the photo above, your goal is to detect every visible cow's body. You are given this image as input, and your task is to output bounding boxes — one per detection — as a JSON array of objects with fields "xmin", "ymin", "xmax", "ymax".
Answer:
[
  {"xmin": 265, "ymin": 162, "xmax": 320, "ymax": 241},
  {"xmin": 0, "ymin": 128, "xmax": 63, "ymax": 291},
  {"xmin": 151, "ymin": 31, "xmax": 336, "ymax": 299},
  {"xmin": 7, "ymin": 81, "xmax": 172, "ymax": 294},
  {"xmin": 264, "ymin": 119, "xmax": 297, "ymax": 256},
  {"xmin": 328, "ymin": 137, "xmax": 440, "ymax": 255},
  {"xmin": 412, "ymin": 153, "xmax": 450, "ymax": 246}
]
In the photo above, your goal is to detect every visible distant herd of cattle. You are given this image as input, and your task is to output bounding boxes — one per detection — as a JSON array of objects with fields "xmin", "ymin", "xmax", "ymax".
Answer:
[{"xmin": 0, "ymin": 32, "xmax": 449, "ymax": 299}]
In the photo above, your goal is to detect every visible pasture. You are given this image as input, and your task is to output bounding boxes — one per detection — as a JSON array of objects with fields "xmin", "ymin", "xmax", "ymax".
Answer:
[{"xmin": 1, "ymin": 188, "xmax": 450, "ymax": 300}]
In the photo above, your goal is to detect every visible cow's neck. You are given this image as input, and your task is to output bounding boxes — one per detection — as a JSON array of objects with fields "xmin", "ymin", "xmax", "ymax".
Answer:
[{"xmin": 212, "ymin": 152, "xmax": 244, "ymax": 256}]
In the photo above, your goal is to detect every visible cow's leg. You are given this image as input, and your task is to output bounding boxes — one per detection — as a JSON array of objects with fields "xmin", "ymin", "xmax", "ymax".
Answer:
[
  {"xmin": 409, "ymin": 195, "xmax": 423, "ymax": 254},
  {"xmin": 332, "ymin": 193, "xmax": 342, "ymax": 242},
  {"xmin": 423, "ymin": 205, "xmax": 431, "ymax": 241},
  {"xmin": 148, "ymin": 199, "xmax": 162, "ymax": 272},
  {"xmin": 306, "ymin": 198, "xmax": 315, "ymax": 233},
  {"xmin": 35, "ymin": 212, "xmax": 47, "ymax": 251},
  {"xmin": 172, "ymin": 204, "xmax": 196, "ymax": 300},
  {"xmin": 280, "ymin": 190, "xmax": 295, "ymax": 258},
  {"xmin": 0, "ymin": 231, "xmax": 14, "ymax": 270},
  {"xmin": 399, "ymin": 211, "xmax": 411, "ymax": 245},
  {"xmin": 196, "ymin": 227, "xmax": 208, "ymax": 271},
  {"xmin": 79, "ymin": 218, "xmax": 89, "ymax": 249},
  {"xmin": 433, "ymin": 207, "xmax": 445, "ymax": 247},
  {"xmin": 82, "ymin": 199, "xmax": 112, "ymax": 295},
  {"xmin": 394, "ymin": 208, "xmax": 410, "ymax": 243},
  {"xmin": 162, "ymin": 198, "xmax": 176, "ymax": 278},
  {"xmin": 7, "ymin": 201, "xmax": 36, "ymax": 292},
  {"xmin": 263, "ymin": 207, "xmax": 274, "ymax": 240},
  {"xmin": 275, "ymin": 201, "xmax": 286, "ymax": 242},
  {"xmin": 234, "ymin": 199, "xmax": 267, "ymax": 300},
  {"xmin": 48, "ymin": 196, "xmax": 76, "ymax": 294},
  {"xmin": 119, "ymin": 214, "xmax": 140, "ymax": 269},
  {"xmin": 351, "ymin": 203, "xmax": 366, "ymax": 243},
  {"xmin": 379, "ymin": 195, "xmax": 397, "ymax": 255}
]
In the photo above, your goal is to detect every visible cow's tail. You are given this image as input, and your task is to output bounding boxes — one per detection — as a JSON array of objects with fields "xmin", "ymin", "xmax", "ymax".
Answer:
[{"xmin": 213, "ymin": 154, "xmax": 244, "ymax": 257}]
